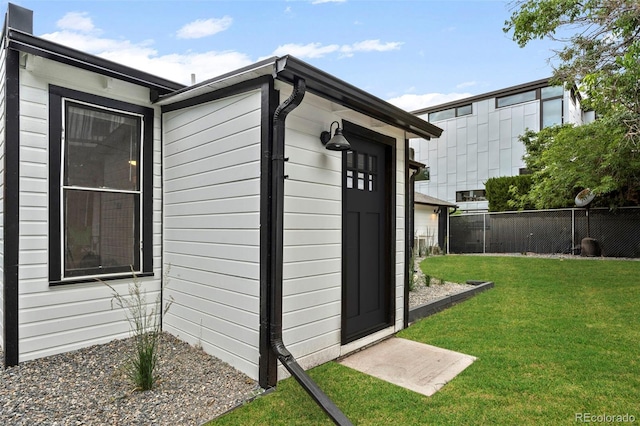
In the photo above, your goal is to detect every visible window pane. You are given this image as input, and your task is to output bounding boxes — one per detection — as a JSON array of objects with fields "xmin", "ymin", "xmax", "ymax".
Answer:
[
  {"xmin": 65, "ymin": 103, "xmax": 141, "ymax": 191},
  {"xmin": 457, "ymin": 104, "xmax": 472, "ymax": 116},
  {"xmin": 541, "ymin": 85, "xmax": 563, "ymax": 99},
  {"xmin": 357, "ymin": 172, "xmax": 365, "ymax": 190},
  {"xmin": 428, "ymin": 108, "xmax": 455, "ymax": 122},
  {"xmin": 346, "ymin": 151, "xmax": 354, "ymax": 168},
  {"xmin": 64, "ymin": 189, "xmax": 139, "ymax": 277},
  {"xmin": 368, "ymin": 155, "xmax": 376, "ymax": 173},
  {"xmin": 497, "ymin": 90, "xmax": 536, "ymax": 108},
  {"xmin": 357, "ymin": 153, "xmax": 366, "ymax": 170},
  {"xmin": 542, "ymin": 98, "xmax": 563, "ymax": 128}
]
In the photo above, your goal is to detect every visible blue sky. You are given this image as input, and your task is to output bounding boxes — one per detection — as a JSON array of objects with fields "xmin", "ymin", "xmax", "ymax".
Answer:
[{"xmin": 4, "ymin": 0, "xmax": 562, "ymax": 111}]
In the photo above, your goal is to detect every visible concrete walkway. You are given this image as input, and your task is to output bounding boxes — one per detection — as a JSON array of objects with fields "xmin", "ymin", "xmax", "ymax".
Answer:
[{"xmin": 339, "ymin": 337, "xmax": 476, "ymax": 397}]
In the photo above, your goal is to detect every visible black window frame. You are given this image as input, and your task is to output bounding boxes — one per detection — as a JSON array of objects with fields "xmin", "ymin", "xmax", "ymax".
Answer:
[
  {"xmin": 495, "ymin": 85, "xmax": 564, "ymax": 128},
  {"xmin": 428, "ymin": 103, "xmax": 472, "ymax": 122},
  {"xmin": 456, "ymin": 189, "xmax": 487, "ymax": 203},
  {"xmin": 48, "ymin": 85, "xmax": 154, "ymax": 285}
]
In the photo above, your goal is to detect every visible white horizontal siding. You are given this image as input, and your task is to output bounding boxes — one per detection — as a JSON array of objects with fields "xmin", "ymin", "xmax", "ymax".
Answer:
[
  {"xmin": 16, "ymin": 56, "xmax": 163, "ymax": 362},
  {"xmin": 163, "ymin": 89, "xmax": 262, "ymax": 380},
  {"xmin": 279, "ymin": 84, "xmax": 407, "ymax": 377}
]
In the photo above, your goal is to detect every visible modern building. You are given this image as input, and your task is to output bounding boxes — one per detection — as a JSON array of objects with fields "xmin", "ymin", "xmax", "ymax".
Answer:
[{"xmin": 410, "ymin": 79, "xmax": 594, "ymax": 212}]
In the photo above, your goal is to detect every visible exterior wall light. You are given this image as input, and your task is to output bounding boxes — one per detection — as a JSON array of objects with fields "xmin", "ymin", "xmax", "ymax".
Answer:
[{"xmin": 320, "ymin": 121, "xmax": 351, "ymax": 151}]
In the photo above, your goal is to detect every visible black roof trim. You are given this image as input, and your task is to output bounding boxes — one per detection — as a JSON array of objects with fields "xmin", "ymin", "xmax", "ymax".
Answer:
[
  {"xmin": 6, "ymin": 29, "xmax": 185, "ymax": 94},
  {"xmin": 412, "ymin": 77, "xmax": 553, "ymax": 116},
  {"xmin": 408, "ymin": 159, "xmax": 425, "ymax": 171},
  {"xmin": 274, "ymin": 56, "xmax": 442, "ymax": 140},
  {"xmin": 159, "ymin": 57, "xmax": 278, "ymax": 101}
]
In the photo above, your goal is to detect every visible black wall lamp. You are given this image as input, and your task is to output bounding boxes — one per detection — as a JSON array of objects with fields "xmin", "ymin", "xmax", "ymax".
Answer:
[{"xmin": 320, "ymin": 121, "xmax": 351, "ymax": 151}]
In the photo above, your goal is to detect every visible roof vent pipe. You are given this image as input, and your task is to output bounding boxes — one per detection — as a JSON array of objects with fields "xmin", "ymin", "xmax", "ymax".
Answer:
[{"xmin": 270, "ymin": 76, "xmax": 352, "ymax": 426}]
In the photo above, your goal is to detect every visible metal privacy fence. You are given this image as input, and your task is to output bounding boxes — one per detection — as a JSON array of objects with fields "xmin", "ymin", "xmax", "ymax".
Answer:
[{"xmin": 449, "ymin": 207, "xmax": 640, "ymax": 258}]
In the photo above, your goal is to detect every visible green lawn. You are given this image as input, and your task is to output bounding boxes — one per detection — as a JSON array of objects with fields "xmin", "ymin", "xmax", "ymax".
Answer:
[{"xmin": 210, "ymin": 256, "xmax": 640, "ymax": 425}]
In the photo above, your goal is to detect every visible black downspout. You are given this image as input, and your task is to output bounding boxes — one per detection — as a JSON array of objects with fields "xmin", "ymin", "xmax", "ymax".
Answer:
[
  {"xmin": 404, "ymin": 141, "xmax": 413, "ymax": 329},
  {"xmin": 270, "ymin": 76, "xmax": 352, "ymax": 426}
]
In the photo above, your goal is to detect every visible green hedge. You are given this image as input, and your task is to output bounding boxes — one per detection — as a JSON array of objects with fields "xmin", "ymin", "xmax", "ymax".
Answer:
[{"xmin": 485, "ymin": 175, "xmax": 534, "ymax": 212}]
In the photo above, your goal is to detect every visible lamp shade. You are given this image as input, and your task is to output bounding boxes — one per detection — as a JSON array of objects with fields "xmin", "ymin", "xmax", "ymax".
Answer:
[{"xmin": 324, "ymin": 127, "xmax": 351, "ymax": 151}]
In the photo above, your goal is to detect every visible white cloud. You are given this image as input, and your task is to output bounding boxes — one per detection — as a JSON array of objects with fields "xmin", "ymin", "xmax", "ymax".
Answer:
[
  {"xmin": 312, "ymin": 0, "xmax": 347, "ymax": 4},
  {"xmin": 270, "ymin": 42, "xmax": 340, "ymax": 59},
  {"xmin": 386, "ymin": 92, "xmax": 473, "ymax": 112},
  {"xmin": 176, "ymin": 16, "xmax": 233, "ymax": 40},
  {"xmin": 56, "ymin": 12, "xmax": 97, "ymax": 34},
  {"xmin": 456, "ymin": 81, "xmax": 477, "ymax": 89},
  {"xmin": 340, "ymin": 39, "xmax": 402, "ymax": 57},
  {"xmin": 269, "ymin": 39, "xmax": 401, "ymax": 59},
  {"xmin": 41, "ymin": 17, "xmax": 252, "ymax": 85}
]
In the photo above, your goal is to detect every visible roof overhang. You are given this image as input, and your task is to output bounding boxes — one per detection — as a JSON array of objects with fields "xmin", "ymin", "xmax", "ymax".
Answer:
[
  {"xmin": 4, "ymin": 29, "xmax": 185, "ymax": 95},
  {"xmin": 414, "ymin": 192, "xmax": 458, "ymax": 208},
  {"xmin": 157, "ymin": 55, "xmax": 443, "ymax": 140},
  {"xmin": 272, "ymin": 56, "xmax": 442, "ymax": 140}
]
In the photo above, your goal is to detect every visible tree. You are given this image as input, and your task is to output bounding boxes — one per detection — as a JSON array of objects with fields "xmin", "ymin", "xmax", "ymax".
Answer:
[
  {"xmin": 516, "ymin": 112, "xmax": 640, "ymax": 208},
  {"xmin": 485, "ymin": 175, "xmax": 534, "ymax": 212},
  {"xmin": 504, "ymin": 0, "xmax": 640, "ymax": 207},
  {"xmin": 504, "ymin": 0, "xmax": 640, "ymax": 121}
]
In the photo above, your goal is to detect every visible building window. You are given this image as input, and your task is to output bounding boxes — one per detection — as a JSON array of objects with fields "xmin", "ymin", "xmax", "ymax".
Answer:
[
  {"xmin": 428, "ymin": 104, "xmax": 472, "ymax": 122},
  {"xmin": 496, "ymin": 85, "xmax": 564, "ymax": 128},
  {"xmin": 496, "ymin": 90, "xmax": 537, "ymax": 108},
  {"xmin": 346, "ymin": 150, "xmax": 377, "ymax": 192},
  {"xmin": 456, "ymin": 190, "xmax": 486, "ymax": 202},
  {"xmin": 49, "ymin": 86, "xmax": 154, "ymax": 283},
  {"xmin": 541, "ymin": 86, "xmax": 563, "ymax": 128}
]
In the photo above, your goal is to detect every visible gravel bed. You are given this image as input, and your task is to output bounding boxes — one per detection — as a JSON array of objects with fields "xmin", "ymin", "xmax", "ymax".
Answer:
[
  {"xmin": 409, "ymin": 257, "xmax": 475, "ymax": 309},
  {"xmin": 0, "ymin": 333, "xmax": 261, "ymax": 425}
]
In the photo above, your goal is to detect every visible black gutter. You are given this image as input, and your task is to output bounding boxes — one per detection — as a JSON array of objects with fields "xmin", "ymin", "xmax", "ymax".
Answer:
[
  {"xmin": 273, "ymin": 56, "xmax": 442, "ymax": 141},
  {"xmin": 270, "ymin": 76, "xmax": 352, "ymax": 426}
]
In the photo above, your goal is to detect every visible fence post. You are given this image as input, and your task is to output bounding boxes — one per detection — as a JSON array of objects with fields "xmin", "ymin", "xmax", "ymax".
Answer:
[
  {"xmin": 483, "ymin": 213, "xmax": 486, "ymax": 254},
  {"xmin": 571, "ymin": 209, "xmax": 575, "ymax": 254},
  {"xmin": 446, "ymin": 212, "xmax": 450, "ymax": 254}
]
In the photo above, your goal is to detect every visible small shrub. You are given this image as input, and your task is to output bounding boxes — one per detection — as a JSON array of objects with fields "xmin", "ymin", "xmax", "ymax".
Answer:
[
  {"xmin": 104, "ymin": 269, "xmax": 172, "ymax": 391},
  {"xmin": 424, "ymin": 274, "xmax": 431, "ymax": 287}
]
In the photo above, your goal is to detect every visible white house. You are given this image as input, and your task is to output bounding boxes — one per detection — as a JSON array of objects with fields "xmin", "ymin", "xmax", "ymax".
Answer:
[
  {"xmin": 0, "ymin": 3, "xmax": 442, "ymax": 397},
  {"xmin": 410, "ymin": 79, "xmax": 594, "ymax": 212},
  {"xmin": 413, "ymin": 192, "xmax": 457, "ymax": 255}
]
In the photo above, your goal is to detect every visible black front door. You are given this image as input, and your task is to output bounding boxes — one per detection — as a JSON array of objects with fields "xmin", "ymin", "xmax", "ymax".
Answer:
[{"xmin": 342, "ymin": 124, "xmax": 393, "ymax": 343}]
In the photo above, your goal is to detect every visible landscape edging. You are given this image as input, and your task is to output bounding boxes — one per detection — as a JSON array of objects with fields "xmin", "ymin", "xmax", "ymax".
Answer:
[{"xmin": 408, "ymin": 281, "xmax": 494, "ymax": 323}]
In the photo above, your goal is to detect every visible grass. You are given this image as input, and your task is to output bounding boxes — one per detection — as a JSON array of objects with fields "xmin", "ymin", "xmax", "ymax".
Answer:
[{"xmin": 210, "ymin": 256, "xmax": 640, "ymax": 425}]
